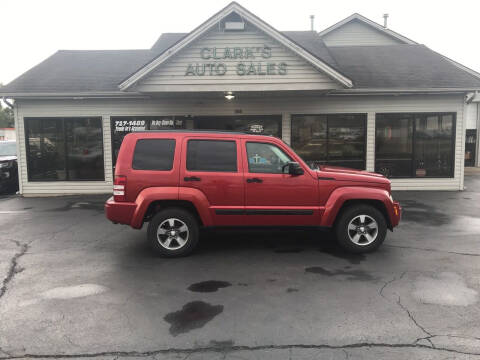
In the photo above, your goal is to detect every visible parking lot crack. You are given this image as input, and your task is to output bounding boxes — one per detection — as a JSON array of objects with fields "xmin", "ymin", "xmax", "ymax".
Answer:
[
  {"xmin": 1, "ymin": 342, "xmax": 480, "ymax": 359},
  {"xmin": 385, "ymin": 244, "xmax": 480, "ymax": 257},
  {"xmin": 0, "ymin": 240, "xmax": 30, "ymax": 301},
  {"xmin": 396, "ymin": 296, "xmax": 434, "ymax": 345}
]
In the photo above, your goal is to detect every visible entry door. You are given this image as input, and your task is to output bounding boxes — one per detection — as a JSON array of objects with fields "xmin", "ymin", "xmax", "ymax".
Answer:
[
  {"xmin": 242, "ymin": 140, "xmax": 320, "ymax": 226},
  {"xmin": 180, "ymin": 137, "xmax": 245, "ymax": 226}
]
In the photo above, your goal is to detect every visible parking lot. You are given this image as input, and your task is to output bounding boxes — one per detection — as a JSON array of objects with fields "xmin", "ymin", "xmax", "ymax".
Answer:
[{"xmin": 1, "ymin": 175, "xmax": 480, "ymax": 359}]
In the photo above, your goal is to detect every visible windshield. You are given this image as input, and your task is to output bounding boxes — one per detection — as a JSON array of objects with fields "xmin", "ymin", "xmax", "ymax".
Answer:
[{"xmin": 0, "ymin": 142, "xmax": 16, "ymax": 156}]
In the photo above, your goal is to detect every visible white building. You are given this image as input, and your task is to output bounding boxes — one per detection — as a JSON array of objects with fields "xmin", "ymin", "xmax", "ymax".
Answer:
[{"xmin": 1, "ymin": 2, "xmax": 480, "ymax": 195}]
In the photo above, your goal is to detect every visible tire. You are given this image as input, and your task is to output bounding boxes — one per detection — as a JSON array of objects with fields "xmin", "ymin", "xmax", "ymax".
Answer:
[
  {"xmin": 147, "ymin": 207, "xmax": 199, "ymax": 257},
  {"xmin": 334, "ymin": 204, "xmax": 387, "ymax": 253}
]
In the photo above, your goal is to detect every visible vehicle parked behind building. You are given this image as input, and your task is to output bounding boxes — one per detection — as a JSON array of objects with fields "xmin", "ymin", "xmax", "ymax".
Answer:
[
  {"xmin": 0, "ymin": 140, "xmax": 19, "ymax": 194},
  {"xmin": 105, "ymin": 131, "xmax": 401, "ymax": 257}
]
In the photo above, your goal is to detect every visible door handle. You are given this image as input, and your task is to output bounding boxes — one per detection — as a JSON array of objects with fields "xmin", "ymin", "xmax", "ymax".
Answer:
[
  {"xmin": 184, "ymin": 176, "xmax": 201, "ymax": 182},
  {"xmin": 246, "ymin": 177, "xmax": 263, "ymax": 183}
]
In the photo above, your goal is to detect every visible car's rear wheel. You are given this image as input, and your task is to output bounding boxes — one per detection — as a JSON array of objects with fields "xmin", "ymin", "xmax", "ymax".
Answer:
[
  {"xmin": 147, "ymin": 208, "xmax": 199, "ymax": 257},
  {"xmin": 335, "ymin": 204, "xmax": 387, "ymax": 253}
]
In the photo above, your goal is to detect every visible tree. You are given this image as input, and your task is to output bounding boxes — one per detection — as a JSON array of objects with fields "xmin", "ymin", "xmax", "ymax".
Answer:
[
  {"xmin": 0, "ymin": 83, "xmax": 14, "ymax": 128},
  {"xmin": 0, "ymin": 106, "xmax": 14, "ymax": 128}
]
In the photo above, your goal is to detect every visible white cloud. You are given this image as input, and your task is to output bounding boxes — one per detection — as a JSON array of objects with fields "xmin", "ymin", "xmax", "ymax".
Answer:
[{"xmin": 1, "ymin": 0, "xmax": 479, "ymax": 84}]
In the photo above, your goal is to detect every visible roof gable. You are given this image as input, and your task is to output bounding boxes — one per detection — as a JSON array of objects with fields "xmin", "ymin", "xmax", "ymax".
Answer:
[
  {"xmin": 119, "ymin": 2, "xmax": 353, "ymax": 90},
  {"xmin": 136, "ymin": 24, "xmax": 344, "ymax": 92},
  {"xmin": 318, "ymin": 13, "xmax": 416, "ymax": 46}
]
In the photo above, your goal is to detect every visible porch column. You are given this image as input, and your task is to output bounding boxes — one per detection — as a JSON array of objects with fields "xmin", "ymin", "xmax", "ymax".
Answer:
[
  {"xmin": 282, "ymin": 113, "xmax": 291, "ymax": 145},
  {"xmin": 102, "ymin": 115, "xmax": 114, "ymax": 184},
  {"xmin": 366, "ymin": 112, "xmax": 375, "ymax": 172}
]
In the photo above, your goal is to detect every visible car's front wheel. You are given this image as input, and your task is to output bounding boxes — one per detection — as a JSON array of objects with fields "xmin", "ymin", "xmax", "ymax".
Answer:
[
  {"xmin": 335, "ymin": 204, "xmax": 387, "ymax": 253},
  {"xmin": 147, "ymin": 208, "xmax": 199, "ymax": 257}
]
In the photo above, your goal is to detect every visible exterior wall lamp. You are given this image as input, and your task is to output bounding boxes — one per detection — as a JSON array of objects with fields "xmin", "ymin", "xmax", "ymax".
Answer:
[{"xmin": 225, "ymin": 91, "xmax": 235, "ymax": 100}]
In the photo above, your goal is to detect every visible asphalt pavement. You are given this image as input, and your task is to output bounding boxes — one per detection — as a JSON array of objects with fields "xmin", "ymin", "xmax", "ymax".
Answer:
[{"xmin": 0, "ymin": 176, "xmax": 479, "ymax": 359}]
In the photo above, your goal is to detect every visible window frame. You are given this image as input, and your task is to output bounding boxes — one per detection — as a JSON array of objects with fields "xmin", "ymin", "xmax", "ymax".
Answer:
[
  {"xmin": 185, "ymin": 139, "xmax": 238, "ymax": 173},
  {"xmin": 131, "ymin": 138, "xmax": 176, "ymax": 171},
  {"xmin": 375, "ymin": 112, "xmax": 456, "ymax": 178},
  {"xmin": 24, "ymin": 117, "xmax": 105, "ymax": 182},
  {"xmin": 245, "ymin": 141, "xmax": 294, "ymax": 174},
  {"xmin": 290, "ymin": 113, "xmax": 367, "ymax": 170}
]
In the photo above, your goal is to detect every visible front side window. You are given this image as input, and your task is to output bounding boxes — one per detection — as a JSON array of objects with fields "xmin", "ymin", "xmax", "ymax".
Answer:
[
  {"xmin": 246, "ymin": 142, "xmax": 292, "ymax": 174},
  {"xmin": 291, "ymin": 114, "xmax": 366, "ymax": 170},
  {"xmin": 132, "ymin": 139, "xmax": 176, "ymax": 170},
  {"xmin": 25, "ymin": 117, "xmax": 104, "ymax": 181},
  {"xmin": 186, "ymin": 140, "xmax": 237, "ymax": 172},
  {"xmin": 375, "ymin": 113, "xmax": 455, "ymax": 178}
]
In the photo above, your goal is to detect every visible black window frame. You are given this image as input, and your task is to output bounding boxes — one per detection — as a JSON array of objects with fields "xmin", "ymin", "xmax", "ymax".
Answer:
[
  {"xmin": 290, "ymin": 113, "xmax": 367, "ymax": 170},
  {"xmin": 132, "ymin": 138, "xmax": 176, "ymax": 171},
  {"xmin": 186, "ymin": 139, "xmax": 238, "ymax": 173},
  {"xmin": 375, "ymin": 112, "xmax": 456, "ymax": 178},
  {"xmin": 24, "ymin": 117, "xmax": 105, "ymax": 182}
]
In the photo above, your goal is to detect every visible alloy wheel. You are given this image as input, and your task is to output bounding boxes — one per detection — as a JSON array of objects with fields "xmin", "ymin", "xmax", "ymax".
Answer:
[
  {"xmin": 157, "ymin": 218, "xmax": 189, "ymax": 250},
  {"xmin": 347, "ymin": 214, "xmax": 379, "ymax": 246}
]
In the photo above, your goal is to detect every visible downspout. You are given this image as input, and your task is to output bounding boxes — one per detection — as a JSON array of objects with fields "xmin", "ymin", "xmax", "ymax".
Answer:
[
  {"xmin": 1, "ymin": 97, "xmax": 14, "ymax": 109},
  {"xmin": 477, "ymin": 100, "xmax": 480, "ymax": 167}
]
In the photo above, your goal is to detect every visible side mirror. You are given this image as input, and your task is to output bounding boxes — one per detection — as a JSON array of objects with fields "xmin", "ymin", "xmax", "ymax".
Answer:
[{"xmin": 285, "ymin": 162, "xmax": 304, "ymax": 176}]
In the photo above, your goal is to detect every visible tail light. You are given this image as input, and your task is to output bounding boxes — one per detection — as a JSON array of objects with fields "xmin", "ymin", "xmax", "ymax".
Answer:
[{"xmin": 113, "ymin": 175, "xmax": 127, "ymax": 202}]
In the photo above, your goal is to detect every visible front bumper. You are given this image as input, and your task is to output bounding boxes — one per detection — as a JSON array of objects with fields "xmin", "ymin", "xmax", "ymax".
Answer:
[{"xmin": 104, "ymin": 197, "xmax": 137, "ymax": 225}]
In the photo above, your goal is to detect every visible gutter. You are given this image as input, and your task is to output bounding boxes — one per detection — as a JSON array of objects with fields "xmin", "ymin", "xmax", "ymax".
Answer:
[
  {"xmin": 329, "ymin": 88, "xmax": 480, "ymax": 96},
  {"xmin": 0, "ymin": 92, "xmax": 151, "ymax": 100}
]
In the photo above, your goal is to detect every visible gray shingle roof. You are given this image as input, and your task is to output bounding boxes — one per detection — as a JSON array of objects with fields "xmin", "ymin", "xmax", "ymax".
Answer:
[
  {"xmin": 328, "ymin": 44, "xmax": 480, "ymax": 88},
  {"xmin": 282, "ymin": 31, "xmax": 338, "ymax": 69},
  {"xmin": 0, "ymin": 50, "xmax": 158, "ymax": 93},
  {"xmin": 2, "ymin": 31, "xmax": 480, "ymax": 95}
]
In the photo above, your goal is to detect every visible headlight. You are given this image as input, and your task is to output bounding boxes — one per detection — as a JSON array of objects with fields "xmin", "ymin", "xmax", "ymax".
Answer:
[{"xmin": 0, "ymin": 161, "xmax": 11, "ymax": 169}]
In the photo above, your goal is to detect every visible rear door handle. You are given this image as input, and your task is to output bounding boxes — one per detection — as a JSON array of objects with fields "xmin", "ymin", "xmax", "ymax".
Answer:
[
  {"xmin": 246, "ymin": 177, "xmax": 263, "ymax": 183},
  {"xmin": 184, "ymin": 176, "xmax": 201, "ymax": 182}
]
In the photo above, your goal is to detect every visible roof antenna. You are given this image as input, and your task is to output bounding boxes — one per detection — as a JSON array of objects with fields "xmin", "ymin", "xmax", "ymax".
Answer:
[
  {"xmin": 310, "ymin": 15, "xmax": 315, "ymax": 31},
  {"xmin": 383, "ymin": 13, "xmax": 389, "ymax": 28}
]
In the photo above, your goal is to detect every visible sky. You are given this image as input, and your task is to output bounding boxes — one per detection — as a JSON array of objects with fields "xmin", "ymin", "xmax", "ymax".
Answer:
[{"xmin": 1, "ymin": 0, "xmax": 480, "ymax": 87}]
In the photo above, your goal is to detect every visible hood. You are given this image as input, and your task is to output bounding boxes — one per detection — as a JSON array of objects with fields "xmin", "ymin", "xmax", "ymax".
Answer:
[
  {"xmin": 316, "ymin": 165, "xmax": 391, "ymax": 190},
  {"xmin": 0, "ymin": 156, "xmax": 17, "ymax": 162},
  {"xmin": 318, "ymin": 165, "xmax": 385, "ymax": 178}
]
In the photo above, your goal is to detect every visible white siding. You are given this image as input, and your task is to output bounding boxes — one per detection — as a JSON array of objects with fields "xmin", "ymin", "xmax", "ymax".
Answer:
[
  {"xmin": 465, "ymin": 102, "xmax": 477, "ymax": 129},
  {"xmin": 16, "ymin": 93, "xmax": 466, "ymax": 195},
  {"xmin": 135, "ymin": 25, "xmax": 342, "ymax": 92},
  {"xmin": 322, "ymin": 20, "xmax": 404, "ymax": 47}
]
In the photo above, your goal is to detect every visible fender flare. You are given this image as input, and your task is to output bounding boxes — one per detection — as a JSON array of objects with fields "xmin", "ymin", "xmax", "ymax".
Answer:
[
  {"xmin": 131, "ymin": 187, "xmax": 179, "ymax": 229},
  {"xmin": 320, "ymin": 186, "xmax": 393, "ymax": 227},
  {"xmin": 130, "ymin": 186, "xmax": 213, "ymax": 229},
  {"xmin": 178, "ymin": 187, "xmax": 213, "ymax": 226}
]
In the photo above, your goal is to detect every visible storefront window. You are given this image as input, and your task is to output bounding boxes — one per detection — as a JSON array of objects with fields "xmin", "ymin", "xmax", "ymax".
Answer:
[
  {"xmin": 193, "ymin": 115, "xmax": 282, "ymax": 137},
  {"xmin": 291, "ymin": 114, "xmax": 366, "ymax": 169},
  {"xmin": 25, "ymin": 117, "xmax": 104, "ymax": 181},
  {"xmin": 111, "ymin": 116, "xmax": 186, "ymax": 165},
  {"xmin": 375, "ymin": 113, "xmax": 455, "ymax": 178}
]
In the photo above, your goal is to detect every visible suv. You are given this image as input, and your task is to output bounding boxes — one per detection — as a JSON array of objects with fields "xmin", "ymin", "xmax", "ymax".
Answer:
[{"xmin": 105, "ymin": 131, "xmax": 401, "ymax": 257}]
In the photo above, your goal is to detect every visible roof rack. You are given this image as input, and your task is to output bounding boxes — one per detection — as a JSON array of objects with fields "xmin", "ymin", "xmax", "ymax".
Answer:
[{"xmin": 133, "ymin": 129, "xmax": 273, "ymax": 136}]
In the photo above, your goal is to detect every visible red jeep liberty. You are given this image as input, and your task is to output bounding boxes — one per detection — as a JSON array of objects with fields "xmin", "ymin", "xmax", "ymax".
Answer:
[{"xmin": 105, "ymin": 131, "xmax": 401, "ymax": 257}]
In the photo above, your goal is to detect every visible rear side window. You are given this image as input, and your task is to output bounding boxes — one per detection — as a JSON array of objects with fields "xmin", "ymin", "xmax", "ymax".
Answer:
[
  {"xmin": 132, "ymin": 139, "xmax": 175, "ymax": 170},
  {"xmin": 186, "ymin": 140, "xmax": 237, "ymax": 172}
]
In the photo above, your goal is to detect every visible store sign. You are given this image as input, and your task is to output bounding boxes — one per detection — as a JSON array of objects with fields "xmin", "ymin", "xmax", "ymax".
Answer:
[
  {"xmin": 114, "ymin": 119, "xmax": 183, "ymax": 133},
  {"xmin": 114, "ymin": 120, "xmax": 146, "ymax": 132},
  {"xmin": 185, "ymin": 46, "xmax": 287, "ymax": 76}
]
